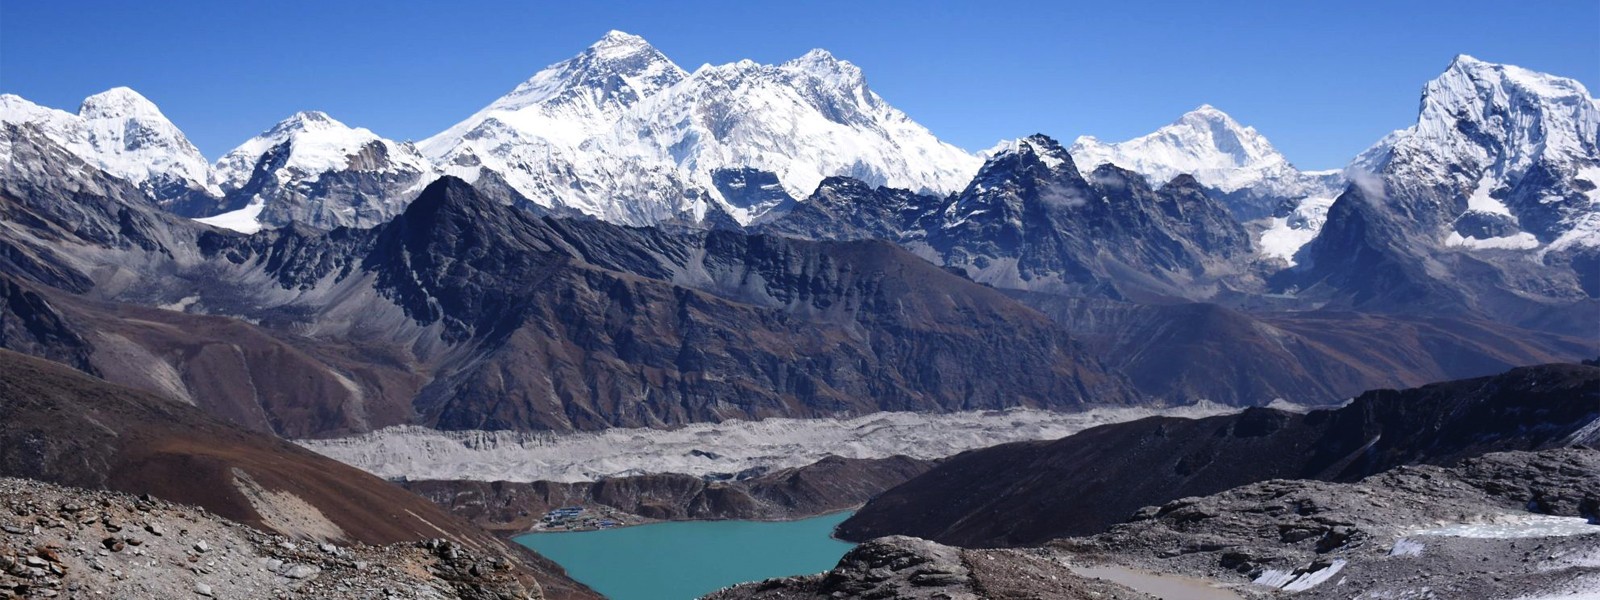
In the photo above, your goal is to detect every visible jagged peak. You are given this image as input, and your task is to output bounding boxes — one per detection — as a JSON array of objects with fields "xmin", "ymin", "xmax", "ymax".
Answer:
[
  {"xmin": 1359, "ymin": 56, "xmax": 1600, "ymax": 177},
  {"xmin": 1429, "ymin": 53, "xmax": 1593, "ymax": 101},
  {"xmin": 79, "ymin": 86, "xmax": 165, "ymax": 120},
  {"xmin": 781, "ymin": 48, "xmax": 864, "ymax": 86},
  {"xmin": 981, "ymin": 134, "xmax": 1073, "ymax": 172},
  {"xmin": 398, "ymin": 176, "xmax": 483, "ymax": 218},
  {"xmin": 264, "ymin": 110, "xmax": 349, "ymax": 135},
  {"xmin": 1448, "ymin": 53, "xmax": 1487, "ymax": 70},
  {"xmin": 1066, "ymin": 103, "xmax": 1291, "ymax": 187},
  {"xmin": 489, "ymin": 29, "xmax": 685, "ymax": 113},
  {"xmin": 585, "ymin": 30, "xmax": 656, "ymax": 60}
]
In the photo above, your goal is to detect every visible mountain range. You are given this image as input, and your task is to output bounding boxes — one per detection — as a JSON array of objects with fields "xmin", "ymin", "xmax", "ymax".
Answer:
[
  {"xmin": 5, "ymin": 38, "xmax": 1591, "ymax": 321},
  {"xmin": 2, "ymin": 29, "xmax": 1599, "ymax": 600},
  {"xmin": 1, "ymin": 34, "xmax": 1595, "ymax": 437}
]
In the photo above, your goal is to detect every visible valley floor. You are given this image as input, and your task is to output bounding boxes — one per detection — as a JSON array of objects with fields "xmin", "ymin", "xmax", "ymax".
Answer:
[{"xmin": 300, "ymin": 404, "xmax": 1242, "ymax": 484}]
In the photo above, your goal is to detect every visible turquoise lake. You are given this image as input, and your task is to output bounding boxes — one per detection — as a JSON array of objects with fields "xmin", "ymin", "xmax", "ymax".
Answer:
[{"xmin": 515, "ymin": 511, "xmax": 856, "ymax": 600}]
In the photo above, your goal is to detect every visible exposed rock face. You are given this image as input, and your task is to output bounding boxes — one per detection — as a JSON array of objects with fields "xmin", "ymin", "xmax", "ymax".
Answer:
[
  {"xmin": 1011, "ymin": 292, "xmax": 1597, "ymax": 406},
  {"xmin": 839, "ymin": 363, "xmax": 1600, "ymax": 547},
  {"xmin": 705, "ymin": 535, "xmax": 1152, "ymax": 600},
  {"xmin": 404, "ymin": 456, "xmax": 934, "ymax": 532},
  {"xmin": 0, "ymin": 477, "xmax": 540, "ymax": 599},
  {"xmin": 0, "ymin": 348, "xmax": 597, "ymax": 599},
  {"xmin": 233, "ymin": 177, "xmax": 1131, "ymax": 432}
]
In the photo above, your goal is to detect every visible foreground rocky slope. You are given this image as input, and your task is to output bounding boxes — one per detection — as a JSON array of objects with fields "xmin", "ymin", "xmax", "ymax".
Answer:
[
  {"xmin": 720, "ymin": 449, "xmax": 1600, "ymax": 600},
  {"xmin": 1059, "ymin": 449, "xmax": 1600, "ymax": 599},
  {"xmin": 840, "ymin": 362, "xmax": 1600, "ymax": 547},
  {"xmin": 0, "ymin": 477, "xmax": 537, "ymax": 599},
  {"xmin": 0, "ymin": 349, "xmax": 598, "ymax": 600}
]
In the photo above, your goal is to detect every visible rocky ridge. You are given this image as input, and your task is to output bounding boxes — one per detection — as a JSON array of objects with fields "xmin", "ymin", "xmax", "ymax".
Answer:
[
  {"xmin": 704, "ymin": 535, "xmax": 1153, "ymax": 600},
  {"xmin": 839, "ymin": 362, "xmax": 1600, "ymax": 547}
]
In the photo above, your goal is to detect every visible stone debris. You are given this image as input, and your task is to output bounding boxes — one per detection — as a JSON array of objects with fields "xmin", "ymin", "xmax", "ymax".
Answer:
[{"xmin": 0, "ymin": 477, "xmax": 540, "ymax": 599}]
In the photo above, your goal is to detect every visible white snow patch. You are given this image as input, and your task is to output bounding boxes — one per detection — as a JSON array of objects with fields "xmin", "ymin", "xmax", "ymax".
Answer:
[
  {"xmin": 1544, "ymin": 212, "xmax": 1600, "ymax": 255},
  {"xmin": 1257, "ymin": 195, "xmax": 1336, "ymax": 264},
  {"xmin": 1254, "ymin": 560, "xmax": 1347, "ymax": 592},
  {"xmin": 300, "ymin": 405, "xmax": 1237, "ymax": 483},
  {"xmin": 158, "ymin": 295, "xmax": 201, "ymax": 313},
  {"xmin": 1388, "ymin": 538, "xmax": 1425, "ymax": 557},
  {"xmin": 1414, "ymin": 514, "xmax": 1600, "ymax": 539},
  {"xmin": 1466, "ymin": 177, "xmax": 1515, "ymax": 216},
  {"xmin": 194, "ymin": 200, "xmax": 267, "ymax": 234},
  {"xmin": 1444, "ymin": 230, "xmax": 1541, "ymax": 250}
]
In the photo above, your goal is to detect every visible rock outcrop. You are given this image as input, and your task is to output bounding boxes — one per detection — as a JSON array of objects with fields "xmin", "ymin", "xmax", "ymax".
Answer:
[{"xmin": 705, "ymin": 535, "xmax": 1152, "ymax": 600}]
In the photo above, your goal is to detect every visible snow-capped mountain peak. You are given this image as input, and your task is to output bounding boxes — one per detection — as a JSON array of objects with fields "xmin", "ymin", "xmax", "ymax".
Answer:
[
  {"xmin": 0, "ymin": 87, "xmax": 217, "ymax": 199},
  {"xmin": 195, "ymin": 110, "xmax": 434, "ymax": 232},
  {"xmin": 1348, "ymin": 54, "xmax": 1600, "ymax": 254},
  {"xmin": 981, "ymin": 134, "xmax": 1074, "ymax": 173},
  {"xmin": 780, "ymin": 49, "xmax": 865, "ymax": 87},
  {"xmin": 1068, "ymin": 104, "xmax": 1292, "ymax": 192},
  {"xmin": 1066, "ymin": 105, "xmax": 1345, "ymax": 259},
  {"xmin": 480, "ymin": 30, "xmax": 684, "ymax": 117},
  {"xmin": 78, "ymin": 86, "xmax": 166, "ymax": 120},
  {"xmin": 421, "ymin": 34, "xmax": 979, "ymax": 225},
  {"xmin": 214, "ymin": 110, "xmax": 430, "ymax": 193},
  {"xmin": 1357, "ymin": 54, "xmax": 1598, "ymax": 177}
]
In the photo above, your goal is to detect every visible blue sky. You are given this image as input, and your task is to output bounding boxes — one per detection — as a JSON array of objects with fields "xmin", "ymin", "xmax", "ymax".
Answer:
[{"xmin": 3, "ymin": 1, "xmax": 1595, "ymax": 169}]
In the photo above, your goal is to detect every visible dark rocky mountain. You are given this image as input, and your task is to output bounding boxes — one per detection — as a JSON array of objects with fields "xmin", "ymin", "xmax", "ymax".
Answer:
[
  {"xmin": 838, "ymin": 362, "xmax": 1600, "ymax": 547},
  {"xmin": 404, "ymin": 455, "xmax": 933, "ymax": 533},
  {"xmin": 1011, "ymin": 292, "xmax": 1595, "ymax": 405},
  {"xmin": 763, "ymin": 135, "xmax": 1258, "ymax": 301},
  {"xmin": 0, "ymin": 348, "xmax": 598, "ymax": 600},
  {"xmin": 0, "ymin": 131, "xmax": 1134, "ymax": 436},
  {"xmin": 759, "ymin": 176, "xmax": 944, "ymax": 242},
  {"xmin": 348, "ymin": 177, "xmax": 1133, "ymax": 430}
]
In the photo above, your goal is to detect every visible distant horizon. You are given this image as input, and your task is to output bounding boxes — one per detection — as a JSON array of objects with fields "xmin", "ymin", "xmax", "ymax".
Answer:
[{"xmin": 3, "ymin": 1, "xmax": 1596, "ymax": 170}]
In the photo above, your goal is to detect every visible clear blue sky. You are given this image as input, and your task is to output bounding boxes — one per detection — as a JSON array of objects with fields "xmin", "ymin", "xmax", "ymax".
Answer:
[{"xmin": 3, "ymin": 0, "xmax": 1595, "ymax": 169}]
